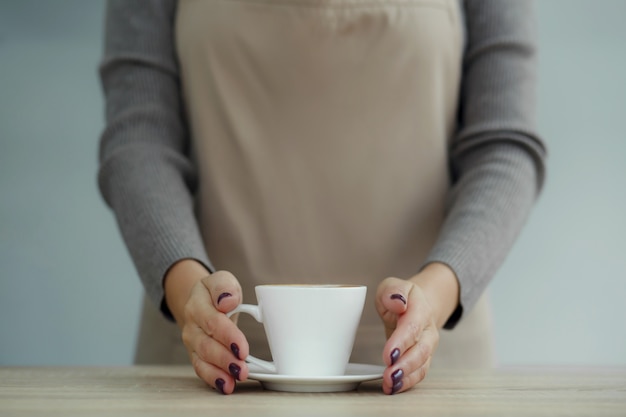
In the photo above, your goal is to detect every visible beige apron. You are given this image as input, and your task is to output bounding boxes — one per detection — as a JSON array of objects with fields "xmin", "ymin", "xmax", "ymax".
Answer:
[{"xmin": 136, "ymin": 0, "xmax": 495, "ymax": 369}]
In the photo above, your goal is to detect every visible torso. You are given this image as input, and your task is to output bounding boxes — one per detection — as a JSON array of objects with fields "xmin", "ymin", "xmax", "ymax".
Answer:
[{"xmin": 175, "ymin": 0, "xmax": 463, "ymax": 363}]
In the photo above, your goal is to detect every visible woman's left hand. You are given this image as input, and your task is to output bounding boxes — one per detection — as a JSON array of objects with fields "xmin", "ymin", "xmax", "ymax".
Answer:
[{"xmin": 375, "ymin": 263, "xmax": 460, "ymax": 395}]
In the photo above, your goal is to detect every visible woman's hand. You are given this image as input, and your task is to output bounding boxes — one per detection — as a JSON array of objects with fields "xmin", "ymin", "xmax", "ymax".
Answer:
[
  {"xmin": 375, "ymin": 262, "xmax": 460, "ymax": 395},
  {"xmin": 164, "ymin": 261, "xmax": 248, "ymax": 394}
]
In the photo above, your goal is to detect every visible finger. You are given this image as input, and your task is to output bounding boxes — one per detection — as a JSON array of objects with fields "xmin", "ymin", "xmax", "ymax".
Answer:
[
  {"xmin": 186, "ymin": 271, "xmax": 249, "ymax": 361},
  {"xmin": 186, "ymin": 300, "xmax": 250, "ymax": 362},
  {"xmin": 405, "ymin": 355, "xmax": 432, "ymax": 390},
  {"xmin": 201, "ymin": 271, "xmax": 243, "ymax": 313},
  {"xmin": 376, "ymin": 277, "xmax": 411, "ymax": 319},
  {"xmin": 191, "ymin": 352, "xmax": 236, "ymax": 395},
  {"xmin": 382, "ymin": 311, "xmax": 429, "ymax": 368},
  {"xmin": 380, "ymin": 286, "xmax": 435, "ymax": 367},
  {"xmin": 188, "ymin": 326, "xmax": 249, "ymax": 382},
  {"xmin": 382, "ymin": 326, "xmax": 438, "ymax": 393},
  {"xmin": 384, "ymin": 356, "xmax": 433, "ymax": 395},
  {"xmin": 376, "ymin": 278, "xmax": 414, "ymax": 347}
]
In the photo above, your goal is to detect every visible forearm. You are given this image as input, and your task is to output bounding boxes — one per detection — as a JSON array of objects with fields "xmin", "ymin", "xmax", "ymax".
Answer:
[
  {"xmin": 99, "ymin": 0, "xmax": 214, "ymax": 318},
  {"xmin": 424, "ymin": 142, "xmax": 540, "ymax": 328},
  {"xmin": 99, "ymin": 143, "xmax": 214, "ymax": 318},
  {"xmin": 422, "ymin": 0, "xmax": 547, "ymax": 328}
]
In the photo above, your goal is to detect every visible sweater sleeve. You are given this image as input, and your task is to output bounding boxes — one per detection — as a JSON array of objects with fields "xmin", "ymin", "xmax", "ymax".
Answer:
[
  {"xmin": 422, "ymin": 0, "xmax": 547, "ymax": 329},
  {"xmin": 98, "ymin": 0, "xmax": 214, "ymax": 319}
]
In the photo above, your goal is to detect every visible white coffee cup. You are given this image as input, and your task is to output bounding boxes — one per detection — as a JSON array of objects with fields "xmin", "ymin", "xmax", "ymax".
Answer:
[{"xmin": 227, "ymin": 284, "xmax": 367, "ymax": 376}]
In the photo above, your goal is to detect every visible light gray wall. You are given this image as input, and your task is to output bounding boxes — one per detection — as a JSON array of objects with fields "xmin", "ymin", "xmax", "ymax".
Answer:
[
  {"xmin": 0, "ymin": 0, "xmax": 142, "ymax": 365},
  {"xmin": 491, "ymin": 0, "xmax": 626, "ymax": 365},
  {"xmin": 1, "ymin": 0, "xmax": 625, "ymax": 366}
]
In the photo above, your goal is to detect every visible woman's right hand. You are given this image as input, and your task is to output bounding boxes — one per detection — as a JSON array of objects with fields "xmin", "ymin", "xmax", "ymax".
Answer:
[{"xmin": 164, "ymin": 261, "xmax": 249, "ymax": 394}]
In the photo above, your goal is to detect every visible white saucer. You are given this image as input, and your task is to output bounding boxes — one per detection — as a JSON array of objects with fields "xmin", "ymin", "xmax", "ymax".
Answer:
[{"xmin": 247, "ymin": 363, "xmax": 385, "ymax": 392}]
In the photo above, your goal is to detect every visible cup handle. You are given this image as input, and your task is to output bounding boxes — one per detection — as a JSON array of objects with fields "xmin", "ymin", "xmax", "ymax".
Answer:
[{"xmin": 226, "ymin": 304, "xmax": 276, "ymax": 373}]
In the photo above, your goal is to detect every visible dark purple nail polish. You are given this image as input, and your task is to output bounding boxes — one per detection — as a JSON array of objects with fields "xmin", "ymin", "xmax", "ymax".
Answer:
[
  {"xmin": 229, "ymin": 363, "xmax": 241, "ymax": 381},
  {"xmin": 390, "ymin": 348, "xmax": 400, "ymax": 365},
  {"xmin": 230, "ymin": 343, "xmax": 241, "ymax": 360},
  {"xmin": 391, "ymin": 379, "xmax": 403, "ymax": 395},
  {"xmin": 391, "ymin": 293, "xmax": 407, "ymax": 305},
  {"xmin": 217, "ymin": 292, "xmax": 232, "ymax": 304},
  {"xmin": 215, "ymin": 378, "xmax": 226, "ymax": 395},
  {"xmin": 391, "ymin": 368, "xmax": 404, "ymax": 386}
]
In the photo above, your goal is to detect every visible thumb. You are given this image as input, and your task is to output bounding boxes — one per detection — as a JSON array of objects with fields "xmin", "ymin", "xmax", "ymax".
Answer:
[
  {"xmin": 376, "ymin": 277, "xmax": 411, "ymax": 318},
  {"xmin": 201, "ymin": 270, "xmax": 243, "ymax": 314}
]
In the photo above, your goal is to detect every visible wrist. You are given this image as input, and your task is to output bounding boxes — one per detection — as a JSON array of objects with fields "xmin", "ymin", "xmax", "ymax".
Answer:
[
  {"xmin": 163, "ymin": 259, "xmax": 211, "ymax": 326},
  {"xmin": 409, "ymin": 262, "xmax": 460, "ymax": 328}
]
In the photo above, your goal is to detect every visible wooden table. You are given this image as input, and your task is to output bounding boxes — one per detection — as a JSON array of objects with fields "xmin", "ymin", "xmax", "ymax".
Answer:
[{"xmin": 1, "ymin": 366, "xmax": 625, "ymax": 416}]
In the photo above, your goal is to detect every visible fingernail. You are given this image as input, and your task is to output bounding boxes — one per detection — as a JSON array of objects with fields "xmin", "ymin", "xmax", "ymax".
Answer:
[
  {"xmin": 230, "ymin": 343, "xmax": 241, "ymax": 360},
  {"xmin": 391, "ymin": 368, "xmax": 404, "ymax": 386},
  {"xmin": 217, "ymin": 292, "xmax": 232, "ymax": 304},
  {"xmin": 391, "ymin": 379, "xmax": 403, "ymax": 395},
  {"xmin": 390, "ymin": 348, "xmax": 400, "ymax": 366},
  {"xmin": 390, "ymin": 293, "xmax": 406, "ymax": 305},
  {"xmin": 215, "ymin": 378, "xmax": 226, "ymax": 395},
  {"xmin": 229, "ymin": 363, "xmax": 241, "ymax": 381}
]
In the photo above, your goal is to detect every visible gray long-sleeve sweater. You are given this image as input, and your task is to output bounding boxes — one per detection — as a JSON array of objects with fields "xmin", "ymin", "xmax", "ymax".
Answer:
[{"xmin": 98, "ymin": 0, "xmax": 546, "ymax": 329}]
